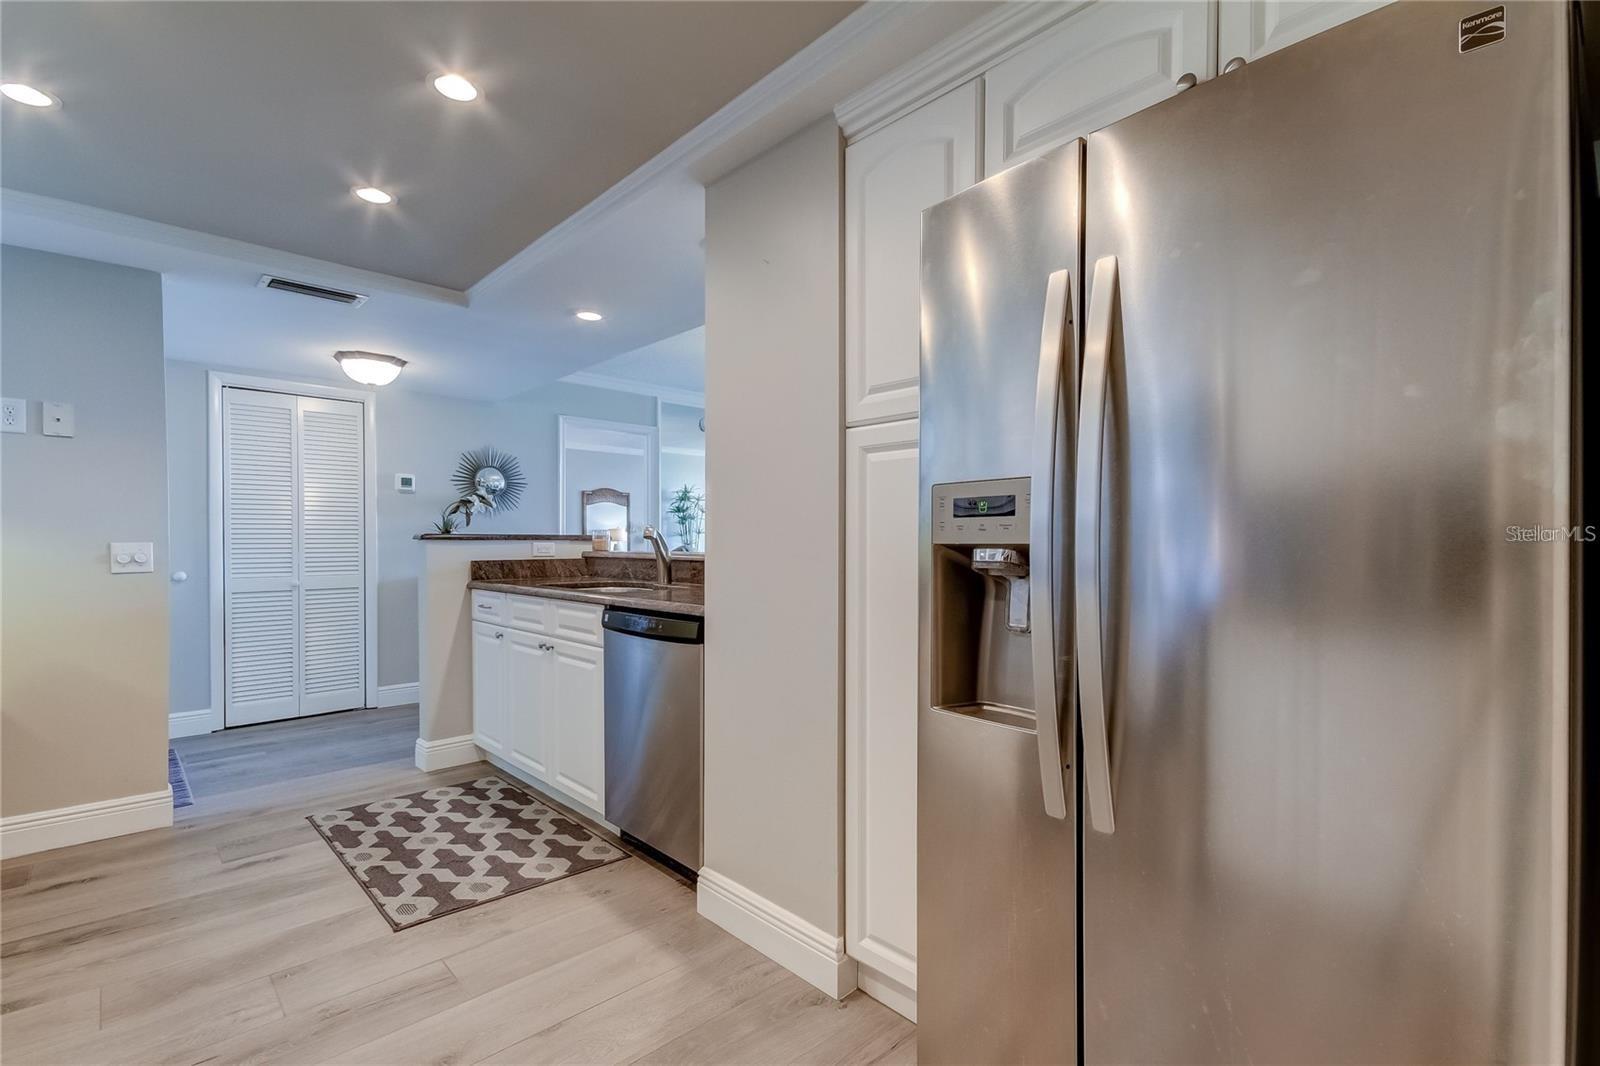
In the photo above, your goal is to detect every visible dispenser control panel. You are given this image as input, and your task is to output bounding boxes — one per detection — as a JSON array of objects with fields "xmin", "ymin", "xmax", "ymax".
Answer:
[{"xmin": 932, "ymin": 476, "xmax": 1030, "ymax": 545}]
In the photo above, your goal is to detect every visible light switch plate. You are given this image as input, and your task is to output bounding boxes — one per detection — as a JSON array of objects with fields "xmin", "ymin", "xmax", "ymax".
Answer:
[
  {"xmin": 41, "ymin": 402, "xmax": 74, "ymax": 437},
  {"xmin": 110, "ymin": 542, "xmax": 154, "ymax": 574},
  {"xmin": 1, "ymin": 398, "xmax": 25, "ymax": 433}
]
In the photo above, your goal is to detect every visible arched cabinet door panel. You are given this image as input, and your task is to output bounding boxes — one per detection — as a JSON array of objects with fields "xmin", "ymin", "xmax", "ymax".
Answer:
[
  {"xmin": 984, "ymin": 1, "xmax": 1214, "ymax": 176},
  {"xmin": 845, "ymin": 80, "xmax": 981, "ymax": 428}
]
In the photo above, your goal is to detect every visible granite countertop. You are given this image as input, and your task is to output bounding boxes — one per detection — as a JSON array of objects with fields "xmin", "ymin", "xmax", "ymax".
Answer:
[{"xmin": 468, "ymin": 577, "xmax": 705, "ymax": 617}]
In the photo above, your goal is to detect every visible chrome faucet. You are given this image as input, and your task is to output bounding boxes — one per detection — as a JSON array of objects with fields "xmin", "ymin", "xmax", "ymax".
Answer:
[{"xmin": 641, "ymin": 525, "xmax": 673, "ymax": 585}]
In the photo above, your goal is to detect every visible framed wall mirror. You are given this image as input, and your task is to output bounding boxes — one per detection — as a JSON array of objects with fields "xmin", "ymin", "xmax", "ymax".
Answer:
[{"xmin": 581, "ymin": 487, "xmax": 630, "ymax": 548}]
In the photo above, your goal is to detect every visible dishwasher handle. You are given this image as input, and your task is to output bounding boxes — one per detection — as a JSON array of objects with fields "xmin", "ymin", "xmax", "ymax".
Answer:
[{"xmin": 602, "ymin": 608, "xmax": 704, "ymax": 644}]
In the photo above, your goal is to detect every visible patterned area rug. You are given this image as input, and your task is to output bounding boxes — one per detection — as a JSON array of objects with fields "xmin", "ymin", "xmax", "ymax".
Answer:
[{"xmin": 307, "ymin": 777, "xmax": 628, "ymax": 930}]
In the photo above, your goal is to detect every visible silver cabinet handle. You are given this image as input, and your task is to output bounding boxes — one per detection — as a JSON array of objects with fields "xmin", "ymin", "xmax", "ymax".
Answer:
[
  {"xmin": 1175, "ymin": 71, "xmax": 1198, "ymax": 90},
  {"xmin": 1223, "ymin": 56, "xmax": 1247, "ymax": 74},
  {"xmin": 1076, "ymin": 256, "xmax": 1118, "ymax": 835},
  {"xmin": 494, "ymin": 631, "xmax": 504, "ymax": 640},
  {"xmin": 1030, "ymin": 268, "xmax": 1073, "ymax": 820}
]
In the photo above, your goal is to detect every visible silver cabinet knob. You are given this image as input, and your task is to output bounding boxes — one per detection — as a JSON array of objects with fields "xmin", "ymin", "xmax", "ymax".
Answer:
[
  {"xmin": 1175, "ymin": 71, "xmax": 1198, "ymax": 90},
  {"xmin": 494, "ymin": 631, "xmax": 503, "ymax": 640},
  {"xmin": 1223, "ymin": 56, "xmax": 1247, "ymax": 74}
]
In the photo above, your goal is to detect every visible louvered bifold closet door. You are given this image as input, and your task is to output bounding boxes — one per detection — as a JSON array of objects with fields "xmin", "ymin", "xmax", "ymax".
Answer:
[
  {"xmin": 223, "ymin": 388, "xmax": 301, "ymax": 726},
  {"xmin": 297, "ymin": 396, "xmax": 366, "ymax": 715}
]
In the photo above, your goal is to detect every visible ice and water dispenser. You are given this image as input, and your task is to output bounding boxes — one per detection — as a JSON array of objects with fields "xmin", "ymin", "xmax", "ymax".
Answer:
[{"xmin": 929, "ymin": 475, "xmax": 1038, "ymax": 725}]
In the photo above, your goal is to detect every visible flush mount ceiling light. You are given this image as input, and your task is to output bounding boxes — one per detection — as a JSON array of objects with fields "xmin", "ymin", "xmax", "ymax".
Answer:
[
  {"xmin": 431, "ymin": 72, "xmax": 479, "ymax": 102},
  {"xmin": 334, "ymin": 350, "xmax": 407, "ymax": 386},
  {"xmin": 1, "ymin": 82, "xmax": 59, "ymax": 108},
  {"xmin": 574, "ymin": 310, "xmax": 604, "ymax": 322},
  {"xmin": 352, "ymin": 185, "xmax": 394, "ymax": 205}
]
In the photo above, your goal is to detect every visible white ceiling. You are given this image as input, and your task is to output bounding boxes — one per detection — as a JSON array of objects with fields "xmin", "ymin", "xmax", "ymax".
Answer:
[
  {"xmin": 566, "ymin": 325, "xmax": 706, "ymax": 402},
  {"xmin": 0, "ymin": 1, "xmax": 856, "ymax": 290},
  {"xmin": 0, "ymin": 2, "xmax": 994, "ymax": 401}
]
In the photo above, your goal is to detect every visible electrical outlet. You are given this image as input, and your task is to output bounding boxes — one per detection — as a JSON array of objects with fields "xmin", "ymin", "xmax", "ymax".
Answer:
[
  {"xmin": 531, "ymin": 542, "xmax": 556, "ymax": 557},
  {"xmin": 1, "ymin": 398, "xmax": 26, "ymax": 434}
]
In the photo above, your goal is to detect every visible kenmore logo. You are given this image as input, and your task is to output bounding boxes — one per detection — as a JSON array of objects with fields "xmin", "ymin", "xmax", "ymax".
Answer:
[{"xmin": 1459, "ymin": 5, "xmax": 1505, "ymax": 53}]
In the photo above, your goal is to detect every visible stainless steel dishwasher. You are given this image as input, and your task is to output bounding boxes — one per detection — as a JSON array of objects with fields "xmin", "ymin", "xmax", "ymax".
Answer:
[{"xmin": 602, "ymin": 607, "xmax": 703, "ymax": 874}]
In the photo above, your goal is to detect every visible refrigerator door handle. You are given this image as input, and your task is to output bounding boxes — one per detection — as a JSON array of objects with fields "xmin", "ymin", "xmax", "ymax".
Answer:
[
  {"xmin": 1076, "ymin": 255, "xmax": 1118, "ymax": 835},
  {"xmin": 1030, "ymin": 268, "xmax": 1073, "ymax": 820}
]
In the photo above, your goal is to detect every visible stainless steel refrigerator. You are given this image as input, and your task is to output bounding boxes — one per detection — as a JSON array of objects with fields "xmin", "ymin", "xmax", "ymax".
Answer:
[{"xmin": 918, "ymin": 3, "xmax": 1574, "ymax": 1063}]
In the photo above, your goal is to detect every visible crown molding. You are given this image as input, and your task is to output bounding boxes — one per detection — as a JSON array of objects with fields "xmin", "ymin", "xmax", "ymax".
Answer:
[
  {"xmin": 561, "ymin": 371, "xmax": 705, "ymax": 409},
  {"xmin": 0, "ymin": 189, "xmax": 468, "ymax": 307},
  {"xmin": 467, "ymin": 0, "xmax": 910, "ymax": 299},
  {"xmin": 834, "ymin": 2, "xmax": 1089, "ymax": 143}
]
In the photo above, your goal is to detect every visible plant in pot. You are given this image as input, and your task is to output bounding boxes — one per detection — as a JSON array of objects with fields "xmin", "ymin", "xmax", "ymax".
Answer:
[{"xmin": 667, "ymin": 484, "xmax": 705, "ymax": 552}]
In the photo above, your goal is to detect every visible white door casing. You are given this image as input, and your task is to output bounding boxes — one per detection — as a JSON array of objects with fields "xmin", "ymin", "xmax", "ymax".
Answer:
[
  {"xmin": 209, "ymin": 372, "xmax": 376, "ymax": 733},
  {"xmin": 845, "ymin": 80, "xmax": 981, "ymax": 427},
  {"xmin": 844, "ymin": 418, "xmax": 921, "ymax": 1001},
  {"xmin": 983, "ymin": 0, "xmax": 1215, "ymax": 175}
]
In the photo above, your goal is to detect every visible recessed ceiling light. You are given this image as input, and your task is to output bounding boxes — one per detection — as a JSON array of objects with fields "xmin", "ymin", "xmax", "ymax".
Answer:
[
  {"xmin": 1, "ymin": 83, "xmax": 59, "ymax": 108},
  {"xmin": 334, "ymin": 350, "xmax": 407, "ymax": 386},
  {"xmin": 353, "ymin": 186, "xmax": 394, "ymax": 206},
  {"xmin": 575, "ymin": 310, "xmax": 604, "ymax": 322},
  {"xmin": 431, "ymin": 73, "xmax": 479, "ymax": 103}
]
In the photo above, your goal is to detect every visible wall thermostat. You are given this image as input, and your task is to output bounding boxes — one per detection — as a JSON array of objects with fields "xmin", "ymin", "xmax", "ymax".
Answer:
[{"xmin": 395, "ymin": 473, "xmax": 416, "ymax": 494}]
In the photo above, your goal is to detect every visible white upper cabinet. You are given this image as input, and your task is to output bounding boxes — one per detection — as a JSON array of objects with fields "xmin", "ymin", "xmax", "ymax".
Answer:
[
  {"xmin": 984, "ymin": 1, "xmax": 1215, "ymax": 175},
  {"xmin": 845, "ymin": 80, "xmax": 981, "ymax": 427},
  {"xmin": 1216, "ymin": 0, "xmax": 1390, "ymax": 67}
]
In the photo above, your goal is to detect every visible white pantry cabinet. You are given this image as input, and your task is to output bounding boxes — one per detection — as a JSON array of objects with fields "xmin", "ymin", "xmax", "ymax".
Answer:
[
  {"xmin": 470, "ymin": 592, "xmax": 605, "ymax": 819},
  {"xmin": 983, "ymin": 0, "xmax": 1215, "ymax": 175},
  {"xmin": 1216, "ymin": 0, "xmax": 1391, "ymax": 67},
  {"xmin": 844, "ymin": 418, "xmax": 921, "ymax": 1016},
  {"xmin": 844, "ymin": 81, "xmax": 981, "ymax": 427}
]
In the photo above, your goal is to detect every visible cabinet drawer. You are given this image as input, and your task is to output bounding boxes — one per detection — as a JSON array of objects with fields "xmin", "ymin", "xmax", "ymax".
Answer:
[
  {"xmin": 506, "ymin": 594, "xmax": 551, "ymax": 634},
  {"xmin": 471, "ymin": 590, "xmax": 506, "ymax": 624},
  {"xmin": 552, "ymin": 602, "xmax": 603, "ymax": 645}
]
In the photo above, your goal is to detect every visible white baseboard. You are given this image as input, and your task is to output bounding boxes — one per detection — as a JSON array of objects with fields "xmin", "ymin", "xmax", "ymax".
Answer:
[
  {"xmin": 482, "ymin": 754, "xmax": 619, "ymax": 835},
  {"xmin": 1, "ymin": 787, "xmax": 174, "ymax": 859},
  {"xmin": 696, "ymin": 866, "xmax": 858, "ymax": 999},
  {"xmin": 378, "ymin": 682, "xmax": 420, "ymax": 708},
  {"xmin": 168, "ymin": 708, "xmax": 214, "ymax": 738},
  {"xmin": 857, "ymin": 961, "xmax": 917, "ymax": 1022},
  {"xmin": 414, "ymin": 734, "xmax": 480, "ymax": 772}
]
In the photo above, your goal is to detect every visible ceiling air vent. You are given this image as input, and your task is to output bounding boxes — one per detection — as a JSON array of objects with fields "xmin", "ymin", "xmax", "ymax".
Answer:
[{"xmin": 257, "ymin": 275, "xmax": 368, "ymax": 307}]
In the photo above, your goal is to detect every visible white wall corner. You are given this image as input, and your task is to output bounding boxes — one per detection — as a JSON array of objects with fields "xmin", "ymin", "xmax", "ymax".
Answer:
[
  {"xmin": 414, "ymin": 734, "xmax": 480, "ymax": 772},
  {"xmin": 0, "ymin": 787, "xmax": 174, "ymax": 859},
  {"xmin": 168, "ymin": 708, "xmax": 214, "ymax": 739},
  {"xmin": 696, "ymin": 867, "xmax": 858, "ymax": 999},
  {"xmin": 378, "ymin": 682, "xmax": 421, "ymax": 709}
]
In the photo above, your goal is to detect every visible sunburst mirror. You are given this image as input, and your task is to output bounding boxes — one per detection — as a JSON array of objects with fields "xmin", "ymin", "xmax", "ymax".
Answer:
[{"xmin": 452, "ymin": 447, "xmax": 525, "ymax": 511}]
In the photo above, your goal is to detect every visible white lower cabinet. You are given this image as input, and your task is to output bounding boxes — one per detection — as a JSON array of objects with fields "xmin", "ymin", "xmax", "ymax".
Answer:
[
  {"xmin": 471, "ymin": 596, "xmax": 605, "ymax": 819},
  {"xmin": 471, "ymin": 620, "xmax": 507, "ymax": 757},
  {"xmin": 505, "ymin": 628, "xmax": 553, "ymax": 781},
  {"xmin": 844, "ymin": 418, "xmax": 921, "ymax": 1018},
  {"xmin": 550, "ymin": 640, "xmax": 605, "ymax": 812}
]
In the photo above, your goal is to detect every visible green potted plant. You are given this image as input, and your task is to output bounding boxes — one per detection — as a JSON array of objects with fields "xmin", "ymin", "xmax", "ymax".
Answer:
[{"xmin": 666, "ymin": 484, "xmax": 705, "ymax": 552}]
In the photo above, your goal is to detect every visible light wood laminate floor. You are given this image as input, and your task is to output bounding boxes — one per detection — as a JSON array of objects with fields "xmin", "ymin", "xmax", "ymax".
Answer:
[{"xmin": 0, "ymin": 706, "xmax": 915, "ymax": 1064}]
